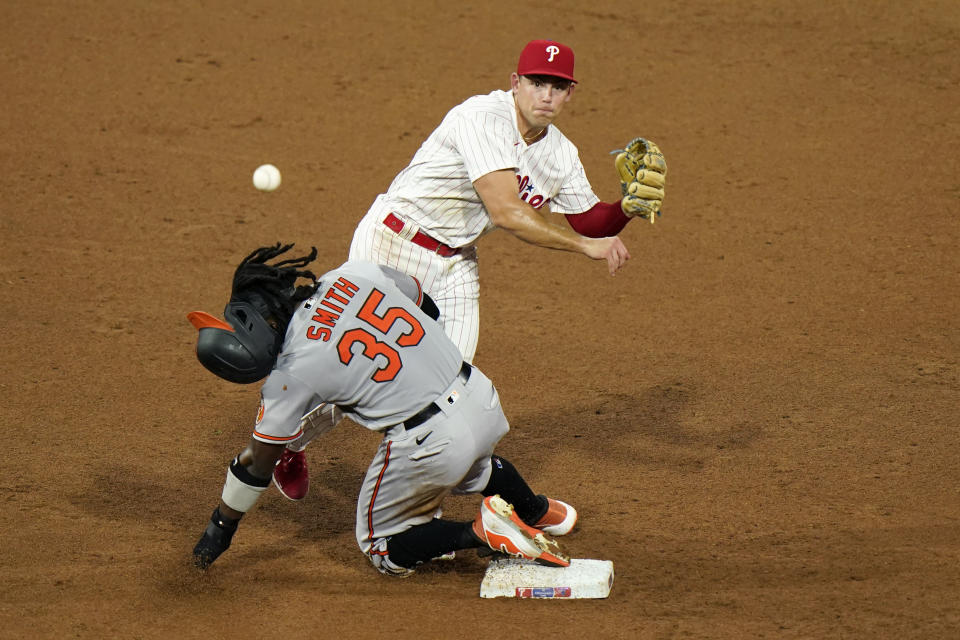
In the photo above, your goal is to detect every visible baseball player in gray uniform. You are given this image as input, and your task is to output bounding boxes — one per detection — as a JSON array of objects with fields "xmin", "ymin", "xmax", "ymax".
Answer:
[
  {"xmin": 273, "ymin": 38, "xmax": 667, "ymax": 500},
  {"xmin": 189, "ymin": 244, "xmax": 576, "ymax": 574}
]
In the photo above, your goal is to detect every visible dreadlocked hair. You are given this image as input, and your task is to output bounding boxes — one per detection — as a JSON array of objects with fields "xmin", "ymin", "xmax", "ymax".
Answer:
[{"xmin": 229, "ymin": 243, "xmax": 319, "ymax": 330}]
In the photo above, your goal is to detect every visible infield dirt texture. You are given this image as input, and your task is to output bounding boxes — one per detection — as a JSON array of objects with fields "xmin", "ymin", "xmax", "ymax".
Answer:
[{"xmin": 2, "ymin": 1, "xmax": 958, "ymax": 638}]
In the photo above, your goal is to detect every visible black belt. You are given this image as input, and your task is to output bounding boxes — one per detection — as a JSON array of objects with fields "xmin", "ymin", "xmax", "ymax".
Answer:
[{"xmin": 404, "ymin": 362, "xmax": 472, "ymax": 430}]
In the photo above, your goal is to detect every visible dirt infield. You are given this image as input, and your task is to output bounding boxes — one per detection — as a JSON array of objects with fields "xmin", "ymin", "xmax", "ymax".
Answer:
[{"xmin": 3, "ymin": 1, "xmax": 958, "ymax": 638}]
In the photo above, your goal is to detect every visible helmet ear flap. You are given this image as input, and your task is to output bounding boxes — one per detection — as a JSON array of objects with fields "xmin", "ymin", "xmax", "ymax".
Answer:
[
  {"xmin": 188, "ymin": 301, "xmax": 282, "ymax": 384},
  {"xmin": 194, "ymin": 326, "xmax": 266, "ymax": 384}
]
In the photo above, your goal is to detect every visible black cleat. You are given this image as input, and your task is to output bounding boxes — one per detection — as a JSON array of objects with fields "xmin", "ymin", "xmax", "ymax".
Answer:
[{"xmin": 193, "ymin": 508, "xmax": 239, "ymax": 569}]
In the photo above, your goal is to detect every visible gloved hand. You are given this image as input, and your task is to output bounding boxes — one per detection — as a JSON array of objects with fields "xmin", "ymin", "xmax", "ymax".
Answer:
[{"xmin": 612, "ymin": 137, "xmax": 667, "ymax": 222}]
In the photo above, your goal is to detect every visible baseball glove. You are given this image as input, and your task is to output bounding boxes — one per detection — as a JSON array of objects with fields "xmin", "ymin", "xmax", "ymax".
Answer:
[{"xmin": 613, "ymin": 137, "xmax": 667, "ymax": 223}]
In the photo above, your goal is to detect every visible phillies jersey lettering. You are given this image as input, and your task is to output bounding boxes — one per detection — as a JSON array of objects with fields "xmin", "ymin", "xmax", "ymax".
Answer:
[{"xmin": 516, "ymin": 174, "xmax": 550, "ymax": 209}]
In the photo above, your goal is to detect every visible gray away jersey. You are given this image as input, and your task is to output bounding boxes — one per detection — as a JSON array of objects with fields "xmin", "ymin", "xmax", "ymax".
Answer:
[{"xmin": 253, "ymin": 261, "xmax": 463, "ymax": 442}]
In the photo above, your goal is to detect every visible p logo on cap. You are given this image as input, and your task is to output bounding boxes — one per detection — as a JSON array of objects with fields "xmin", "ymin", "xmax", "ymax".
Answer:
[{"xmin": 517, "ymin": 39, "xmax": 576, "ymax": 83}]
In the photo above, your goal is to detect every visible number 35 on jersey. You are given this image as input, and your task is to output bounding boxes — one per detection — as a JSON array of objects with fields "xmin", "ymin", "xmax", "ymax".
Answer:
[{"xmin": 306, "ymin": 277, "xmax": 424, "ymax": 383}]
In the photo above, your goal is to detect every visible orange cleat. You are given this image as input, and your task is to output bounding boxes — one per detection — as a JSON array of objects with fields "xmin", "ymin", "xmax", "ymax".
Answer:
[
  {"xmin": 473, "ymin": 495, "xmax": 570, "ymax": 567},
  {"xmin": 533, "ymin": 497, "xmax": 578, "ymax": 536}
]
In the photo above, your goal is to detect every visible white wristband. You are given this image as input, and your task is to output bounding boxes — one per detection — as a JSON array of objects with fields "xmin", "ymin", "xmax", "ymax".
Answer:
[{"xmin": 221, "ymin": 464, "xmax": 269, "ymax": 512}]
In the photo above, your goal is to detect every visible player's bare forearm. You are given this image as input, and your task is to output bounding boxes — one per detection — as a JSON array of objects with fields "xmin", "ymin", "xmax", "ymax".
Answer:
[
  {"xmin": 506, "ymin": 209, "xmax": 629, "ymax": 275},
  {"xmin": 475, "ymin": 170, "xmax": 629, "ymax": 274},
  {"xmin": 493, "ymin": 201, "xmax": 589, "ymax": 252}
]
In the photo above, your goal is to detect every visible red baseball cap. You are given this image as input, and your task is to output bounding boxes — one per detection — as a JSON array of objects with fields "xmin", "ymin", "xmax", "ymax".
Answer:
[{"xmin": 516, "ymin": 39, "xmax": 576, "ymax": 83}]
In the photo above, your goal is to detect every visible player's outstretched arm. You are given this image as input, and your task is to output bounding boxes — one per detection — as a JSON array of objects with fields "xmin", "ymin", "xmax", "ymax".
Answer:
[
  {"xmin": 193, "ymin": 438, "xmax": 285, "ymax": 569},
  {"xmin": 475, "ymin": 170, "xmax": 629, "ymax": 275}
]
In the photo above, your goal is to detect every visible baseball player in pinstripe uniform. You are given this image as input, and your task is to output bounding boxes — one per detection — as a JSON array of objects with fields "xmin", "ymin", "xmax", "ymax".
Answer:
[
  {"xmin": 273, "ymin": 38, "xmax": 667, "ymax": 502},
  {"xmin": 189, "ymin": 244, "xmax": 575, "ymax": 574}
]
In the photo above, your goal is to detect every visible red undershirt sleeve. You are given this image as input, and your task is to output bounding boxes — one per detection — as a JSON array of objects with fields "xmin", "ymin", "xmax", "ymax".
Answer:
[{"xmin": 564, "ymin": 201, "xmax": 630, "ymax": 238}]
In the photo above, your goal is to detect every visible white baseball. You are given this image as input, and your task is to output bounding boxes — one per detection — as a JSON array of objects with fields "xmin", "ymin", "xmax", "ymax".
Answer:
[{"xmin": 252, "ymin": 164, "xmax": 282, "ymax": 191}]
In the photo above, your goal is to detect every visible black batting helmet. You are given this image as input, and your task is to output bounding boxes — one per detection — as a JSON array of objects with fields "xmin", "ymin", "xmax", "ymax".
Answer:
[{"xmin": 187, "ymin": 243, "xmax": 318, "ymax": 384}]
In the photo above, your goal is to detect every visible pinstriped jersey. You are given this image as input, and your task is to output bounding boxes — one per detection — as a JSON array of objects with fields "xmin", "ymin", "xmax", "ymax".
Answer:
[
  {"xmin": 385, "ymin": 89, "xmax": 600, "ymax": 248},
  {"xmin": 253, "ymin": 261, "xmax": 463, "ymax": 440}
]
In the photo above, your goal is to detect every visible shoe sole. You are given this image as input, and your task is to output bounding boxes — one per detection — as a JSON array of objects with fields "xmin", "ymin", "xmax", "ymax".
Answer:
[{"xmin": 480, "ymin": 496, "xmax": 570, "ymax": 568}]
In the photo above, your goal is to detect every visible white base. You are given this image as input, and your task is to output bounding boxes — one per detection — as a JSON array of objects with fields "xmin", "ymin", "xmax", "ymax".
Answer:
[{"xmin": 479, "ymin": 558, "xmax": 615, "ymax": 599}]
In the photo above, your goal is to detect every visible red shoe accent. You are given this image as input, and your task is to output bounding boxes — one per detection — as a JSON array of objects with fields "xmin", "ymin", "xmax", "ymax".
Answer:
[{"xmin": 273, "ymin": 449, "xmax": 309, "ymax": 501}]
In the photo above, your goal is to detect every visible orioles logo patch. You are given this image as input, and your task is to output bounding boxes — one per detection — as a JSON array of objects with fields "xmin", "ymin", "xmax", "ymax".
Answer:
[{"xmin": 256, "ymin": 397, "xmax": 265, "ymax": 424}]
